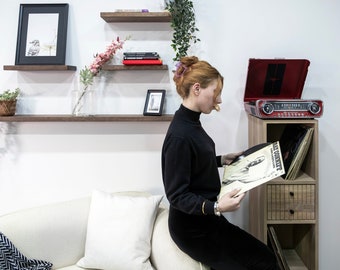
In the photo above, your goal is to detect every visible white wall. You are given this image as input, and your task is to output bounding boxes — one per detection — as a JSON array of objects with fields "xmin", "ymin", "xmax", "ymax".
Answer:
[{"xmin": 0, "ymin": 0, "xmax": 339, "ymax": 268}]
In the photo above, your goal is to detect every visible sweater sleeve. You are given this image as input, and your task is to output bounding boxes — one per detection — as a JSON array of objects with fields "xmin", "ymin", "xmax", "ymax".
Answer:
[
  {"xmin": 216, "ymin": 155, "xmax": 223, "ymax": 167},
  {"xmin": 162, "ymin": 136, "xmax": 216, "ymax": 215}
]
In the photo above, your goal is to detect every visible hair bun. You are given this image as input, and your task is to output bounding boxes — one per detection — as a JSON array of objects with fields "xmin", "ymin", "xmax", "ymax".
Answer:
[{"xmin": 181, "ymin": 56, "xmax": 199, "ymax": 67}]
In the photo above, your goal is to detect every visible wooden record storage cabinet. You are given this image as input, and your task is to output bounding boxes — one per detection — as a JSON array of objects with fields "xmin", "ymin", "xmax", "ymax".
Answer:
[{"xmin": 248, "ymin": 115, "xmax": 318, "ymax": 270}]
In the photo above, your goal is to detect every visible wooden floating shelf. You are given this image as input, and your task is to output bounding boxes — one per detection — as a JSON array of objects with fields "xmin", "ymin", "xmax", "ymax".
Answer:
[
  {"xmin": 102, "ymin": 64, "xmax": 168, "ymax": 71},
  {"xmin": 0, "ymin": 114, "xmax": 173, "ymax": 122},
  {"xmin": 100, "ymin": 11, "xmax": 171, "ymax": 23},
  {"xmin": 3, "ymin": 65, "xmax": 77, "ymax": 71}
]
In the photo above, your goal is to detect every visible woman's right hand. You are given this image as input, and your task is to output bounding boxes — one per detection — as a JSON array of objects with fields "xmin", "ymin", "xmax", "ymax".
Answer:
[
  {"xmin": 217, "ymin": 188, "xmax": 246, "ymax": 212},
  {"xmin": 221, "ymin": 151, "xmax": 244, "ymax": 165}
]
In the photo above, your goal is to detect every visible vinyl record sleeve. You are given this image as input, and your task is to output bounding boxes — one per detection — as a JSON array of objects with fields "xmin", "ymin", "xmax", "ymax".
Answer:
[
  {"xmin": 280, "ymin": 124, "xmax": 314, "ymax": 180},
  {"xmin": 267, "ymin": 226, "xmax": 290, "ymax": 270},
  {"xmin": 220, "ymin": 141, "xmax": 285, "ymax": 198}
]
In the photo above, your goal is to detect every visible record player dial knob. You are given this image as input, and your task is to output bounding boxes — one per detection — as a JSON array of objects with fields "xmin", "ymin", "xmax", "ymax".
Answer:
[
  {"xmin": 308, "ymin": 102, "xmax": 321, "ymax": 114},
  {"xmin": 262, "ymin": 103, "xmax": 274, "ymax": 115}
]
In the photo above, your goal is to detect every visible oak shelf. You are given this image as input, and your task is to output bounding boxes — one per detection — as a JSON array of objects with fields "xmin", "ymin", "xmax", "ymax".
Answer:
[
  {"xmin": 3, "ymin": 65, "xmax": 77, "ymax": 71},
  {"xmin": 248, "ymin": 115, "xmax": 319, "ymax": 270},
  {"xmin": 100, "ymin": 11, "xmax": 171, "ymax": 23},
  {"xmin": 0, "ymin": 114, "xmax": 173, "ymax": 122}
]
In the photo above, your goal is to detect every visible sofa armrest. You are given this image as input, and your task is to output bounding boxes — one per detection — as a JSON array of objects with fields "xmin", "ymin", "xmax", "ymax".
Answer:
[
  {"xmin": 150, "ymin": 207, "xmax": 209, "ymax": 270},
  {"xmin": 0, "ymin": 197, "xmax": 90, "ymax": 269}
]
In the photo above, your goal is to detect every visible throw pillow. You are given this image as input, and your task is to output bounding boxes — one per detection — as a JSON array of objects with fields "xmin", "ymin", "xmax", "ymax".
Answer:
[
  {"xmin": 0, "ymin": 231, "xmax": 53, "ymax": 270},
  {"xmin": 77, "ymin": 190, "xmax": 163, "ymax": 270}
]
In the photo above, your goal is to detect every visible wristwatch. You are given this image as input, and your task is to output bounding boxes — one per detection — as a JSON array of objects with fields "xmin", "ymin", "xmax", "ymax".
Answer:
[{"xmin": 214, "ymin": 202, "xmax": 221, "ymax": 216}]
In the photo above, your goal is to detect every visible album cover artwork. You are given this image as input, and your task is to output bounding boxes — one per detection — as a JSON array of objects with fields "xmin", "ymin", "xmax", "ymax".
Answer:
[{"xmin": 220, "ymin": 141, "xmax": 285, "ymax": 198}]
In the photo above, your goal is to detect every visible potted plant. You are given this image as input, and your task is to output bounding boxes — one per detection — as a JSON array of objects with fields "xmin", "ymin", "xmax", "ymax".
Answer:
[
  {"xmin": 165, "ymin": 0, "xmax": 200, "ymax": 62},
  {"xmin": 0, "ymin": 88, "xmax": 20, "ymax": 116}
]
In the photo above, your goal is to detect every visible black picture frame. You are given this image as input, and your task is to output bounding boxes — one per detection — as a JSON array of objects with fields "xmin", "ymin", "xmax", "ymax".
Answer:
[
  {"xmin": 143, "ymin": 89, "xmax": 166, "ymax": 116},
  {"xmin": 15, "ymin": 3, "xmax": 69, "ymax": 65}
]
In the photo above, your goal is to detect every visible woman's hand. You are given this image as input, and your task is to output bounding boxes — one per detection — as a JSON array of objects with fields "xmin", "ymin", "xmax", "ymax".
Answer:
[
  {"xmin": 221, "ymin": 151, "xmax": 244, "ymax": 165},
  {"xmin": 217, "ymin": 188, "xmax": 246, "ymax": 212}
]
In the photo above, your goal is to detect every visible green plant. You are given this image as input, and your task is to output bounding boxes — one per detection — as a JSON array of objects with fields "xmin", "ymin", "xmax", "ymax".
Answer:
[
  {"xmin": 166, "ymin": 0, "xmax": 200, "ymax": 61},
  {"xmin": 0, "ymin": 88, "xmax": 20, "ymax": 101}
]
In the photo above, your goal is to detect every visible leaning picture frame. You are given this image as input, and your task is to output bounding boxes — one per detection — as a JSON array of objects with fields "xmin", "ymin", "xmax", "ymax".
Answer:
[
  {"xmin": 15, "ymin": 3, "xmax": 69, "ymax": 65},
  {"xmin": 143, "ymin": 89, "xmax": 166, "ymax": 116}
]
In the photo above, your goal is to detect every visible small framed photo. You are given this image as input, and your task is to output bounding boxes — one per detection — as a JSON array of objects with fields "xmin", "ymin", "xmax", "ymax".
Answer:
[
  {"xmin": 143, "ymin": 89, "xmax": 166, "ymax": 116},
  {"xmin": 15, "ymin": 3, "xmax": 69, "ymax": 65}
]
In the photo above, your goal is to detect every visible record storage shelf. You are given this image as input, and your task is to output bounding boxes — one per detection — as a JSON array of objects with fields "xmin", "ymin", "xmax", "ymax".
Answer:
[{"xmin": 247, "ymin": 115, "xmax": 319, "ymax": 270}]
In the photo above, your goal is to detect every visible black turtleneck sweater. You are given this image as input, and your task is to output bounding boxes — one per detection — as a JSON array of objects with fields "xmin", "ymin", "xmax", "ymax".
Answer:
[{"xmin": 162, "ymin": 105, "xmax": 222, "ymax": 216}]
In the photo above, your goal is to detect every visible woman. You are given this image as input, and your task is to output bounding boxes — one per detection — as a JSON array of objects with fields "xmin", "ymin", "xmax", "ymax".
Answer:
[{"xmin": 161, "ymin": 56, "xmax": 279, "ymax": 270}]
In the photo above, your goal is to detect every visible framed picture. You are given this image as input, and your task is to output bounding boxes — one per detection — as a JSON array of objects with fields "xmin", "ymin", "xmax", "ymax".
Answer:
[
  {"xmin": 15, "ymin": 4, "xmax": 69, "ymax": 65},
  {"xmin": 143, "ymin": 89, "xmax": 166, "ymax": 116}
]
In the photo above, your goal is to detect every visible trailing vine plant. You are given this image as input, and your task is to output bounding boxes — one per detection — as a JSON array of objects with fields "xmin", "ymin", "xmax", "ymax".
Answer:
[{"xmin": 165, "ymin": 0, "xmax": 200, "ymax": 61}]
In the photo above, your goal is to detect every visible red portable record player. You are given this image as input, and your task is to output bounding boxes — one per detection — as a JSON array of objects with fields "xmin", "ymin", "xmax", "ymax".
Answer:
[{"xmin": 243, "ymin": 58, "xmax": 323, "ymax": 119}]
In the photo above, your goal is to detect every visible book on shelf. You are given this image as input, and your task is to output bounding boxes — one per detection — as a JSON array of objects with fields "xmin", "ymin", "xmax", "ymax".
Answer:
[
  {"xmin": 122, "ymin": 52, "xmax": 162, "ymax": 65},
  {"xmin": 123, "ymin": 52, "xmax": 160, "ymax": 59},
  {"xmin": 219, "ymin": 141, "xmax": 285, "ymax": 198},
  {"xmin": 123, "ymin": 52, "xmax": 159, "ymax": 55},
  {"xmin": 267, "ymin": 226, "xmax": 290, "ymax": 270},
  {"xmin": 123, "ymin": 56, "xmax": 160, "ymax": 60},
  {"xmin": 113, "ymin": 9, "xmax": 149, "ymax": 13},
  {"xmin": 122, "ymin": 59, "xmax": 163, "ymax": 65},
  {"xmin": 279, "ymin": 124, "xmax": 314, "ymax": 180}
]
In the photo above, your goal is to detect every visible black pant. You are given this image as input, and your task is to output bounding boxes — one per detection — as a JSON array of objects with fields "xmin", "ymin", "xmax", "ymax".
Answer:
[{"xmin": 169, "ymin": 208, "xmax": 279, "ymax": 270}]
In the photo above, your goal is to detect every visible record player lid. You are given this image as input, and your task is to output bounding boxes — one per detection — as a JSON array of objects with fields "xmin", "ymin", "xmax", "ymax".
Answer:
[{"xmin": 244, "ymin": 59, "xmax": 310, "ymax": 102}]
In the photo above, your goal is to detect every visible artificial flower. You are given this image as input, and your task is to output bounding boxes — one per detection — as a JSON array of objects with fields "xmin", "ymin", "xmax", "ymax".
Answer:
[{"xmin": 73, "ymin": 37, "xmax": 125, "ymax": 115}]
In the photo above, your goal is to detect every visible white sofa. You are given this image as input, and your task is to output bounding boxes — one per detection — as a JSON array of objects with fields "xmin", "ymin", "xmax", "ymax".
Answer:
[{"xmin": 0, "ymin": 192, "xmax": 209, "ymax": 270}]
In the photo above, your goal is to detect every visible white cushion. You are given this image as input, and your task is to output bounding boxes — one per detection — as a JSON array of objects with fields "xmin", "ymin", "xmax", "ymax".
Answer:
[{"xmin": 77, "ymin": 190, "xmax": 162, "ymax": 270}]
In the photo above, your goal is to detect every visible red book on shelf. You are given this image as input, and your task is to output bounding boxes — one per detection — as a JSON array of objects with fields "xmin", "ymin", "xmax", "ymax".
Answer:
[{"xmin": 122, "ymin": 59, "xmax": 163, "ymax": 65}]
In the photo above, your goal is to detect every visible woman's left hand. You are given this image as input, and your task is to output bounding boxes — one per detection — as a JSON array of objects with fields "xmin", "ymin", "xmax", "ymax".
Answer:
[{"xmin": 218, "ymin": 188, "xmax": 246, "ymax": 212}]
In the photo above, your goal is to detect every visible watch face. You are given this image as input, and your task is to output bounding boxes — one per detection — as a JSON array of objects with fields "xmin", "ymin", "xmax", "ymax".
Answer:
[{"xmin": 214, "ymin": 203, "xmax": 221, "ymax": 216}]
